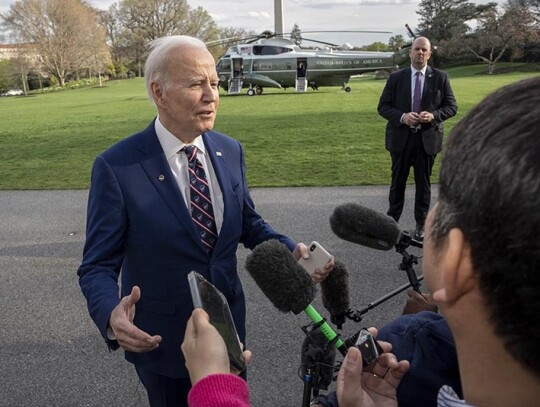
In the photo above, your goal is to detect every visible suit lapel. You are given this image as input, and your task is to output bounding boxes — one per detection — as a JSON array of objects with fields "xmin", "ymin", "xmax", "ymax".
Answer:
[
  {"xmin": 403, "ymin": 67, "xmax": 412, "ymax": 111},
  {"xmin": 203, "ymin": 133, "xmax": 238, "ymax": 257},
  {"xmin": 422, "ymin": 66, "xmax": 434, "ymax": 106},
  {"xmin": 137, "ymin": 124, "xmax": 203, "ymax": 249}
]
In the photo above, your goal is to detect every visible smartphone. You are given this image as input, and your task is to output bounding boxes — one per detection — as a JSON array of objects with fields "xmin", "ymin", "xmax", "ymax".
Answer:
[
  {"xmin": 298, "ymin": 241, "xmax": 332, "ymax": 275},
  {"xmin": 355, "ymin": 328, "xmax": 384, "ymax": 366},
  {"xmin": 188, "ymin": 271, "xmax": 246, "ymax": 372}
]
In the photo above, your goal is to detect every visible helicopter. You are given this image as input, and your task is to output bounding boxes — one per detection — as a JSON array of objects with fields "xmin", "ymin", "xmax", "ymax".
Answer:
[{"xmin": 212, "ymin": 33, "xmax": 411, "ymax": 96}]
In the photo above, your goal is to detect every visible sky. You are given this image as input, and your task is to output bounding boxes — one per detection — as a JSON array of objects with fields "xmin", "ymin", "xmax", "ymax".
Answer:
[{"xmin": 1, "ymin": 0, "xmax": 499, "ymax": 47}]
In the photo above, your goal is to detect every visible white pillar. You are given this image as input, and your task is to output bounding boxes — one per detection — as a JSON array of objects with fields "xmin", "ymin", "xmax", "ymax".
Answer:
[{"xmin": 274, "ymin": 0, "xmax": 284, "ymax": 37}]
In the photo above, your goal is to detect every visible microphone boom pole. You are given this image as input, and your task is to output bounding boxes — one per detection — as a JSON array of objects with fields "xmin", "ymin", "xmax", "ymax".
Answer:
[{"xmin": 347, "ymin": 276, "xmax": 424, "ymax": 322}]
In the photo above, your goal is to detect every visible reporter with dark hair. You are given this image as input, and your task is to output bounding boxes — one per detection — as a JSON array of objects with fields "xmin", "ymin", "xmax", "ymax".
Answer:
[
  {"xmin": 421, "ymin": 76, "xmax": 540, "ymax": 405},
  {"xmin": 317, "ymin": 77, "xmax": 540, "ymax": 406}
]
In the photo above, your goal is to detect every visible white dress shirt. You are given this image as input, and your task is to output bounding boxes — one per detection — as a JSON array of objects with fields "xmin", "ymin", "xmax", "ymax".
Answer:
[
  {"xmin": 437, "ymin": 385, "xmax": 474, "ymax": 407},
  {"xmin": 155, "ymin": 118, "xmax": 224, "ymax": 233},
  {"xmin": 411, "ymin": 65, "xmax": 427, "ymax": 110}
]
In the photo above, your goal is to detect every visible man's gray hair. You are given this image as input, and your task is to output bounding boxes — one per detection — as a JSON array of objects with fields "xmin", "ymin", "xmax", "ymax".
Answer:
[{"xmin": 144, "ymin": 35, "xmax": 208, "ymax": 103}]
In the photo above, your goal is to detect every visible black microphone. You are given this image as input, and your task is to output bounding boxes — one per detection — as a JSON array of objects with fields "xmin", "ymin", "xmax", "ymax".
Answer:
[
  {"xmin": 245, "ymin": 239, "xmax": 347, "ymax": 356},
  {"xmin": 321, "ymin": 260, "xmax": 350, "ymax": 329},
  {"xmin": 329, "ymin": 203, "xmax": 422, "ymax": 250},
  {"xmin": 301, "ymin": 327, "xmax": 337, "ymax": 390}
]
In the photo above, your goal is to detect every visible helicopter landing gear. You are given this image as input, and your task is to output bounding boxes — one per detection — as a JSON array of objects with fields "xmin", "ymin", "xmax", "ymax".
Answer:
[
  {"xmin": 247, "ymin": 85, "xmax": 263, "ymax": 96},
  {"xmin": 342, "ymin": 85, "xmax": 352, "ymax": 93}
]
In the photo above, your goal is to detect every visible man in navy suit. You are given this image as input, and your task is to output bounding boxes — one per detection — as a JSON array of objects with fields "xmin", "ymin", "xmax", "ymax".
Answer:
[
  {"xmin": 77, "ymin": 35, "xmax": 333, "ymax": 407},
  {"xmin": 377, "ymin": 37, "xmax": 457, "ymax": 241}
]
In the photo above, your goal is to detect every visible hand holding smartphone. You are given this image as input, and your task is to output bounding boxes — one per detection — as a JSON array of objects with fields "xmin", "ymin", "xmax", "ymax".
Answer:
[
  {"xmin": 188, "ymin": 271, "xmax": 246, "ymax": 372},
  {"xmin": 298, "ymin": 241, "xmax": 332, "ymax": 275},
  {"xmin": 355, "ymin": 328, "xmax": 384, "ymax": 366}
]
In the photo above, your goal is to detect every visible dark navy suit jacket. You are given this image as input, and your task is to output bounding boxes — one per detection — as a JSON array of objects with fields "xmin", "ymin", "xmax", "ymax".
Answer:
[
  {"xmin": 77, "ymin": 120, "xmax": 295, "ymax": 378},
  {"xmin": 377, "ymin": 66, "xmax": 457, "ymax": 156}
]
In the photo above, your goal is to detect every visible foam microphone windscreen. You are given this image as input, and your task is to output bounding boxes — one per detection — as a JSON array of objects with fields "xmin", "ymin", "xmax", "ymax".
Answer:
[
  {"xmin": 245, "ymin": 239, "xmax": 315, "ymax": 315},
  {"xmin": 329, "ymin": 203, "xmax": 401, "ymax": 251},
  {"xmin": 321, "ymin": 260, "xmax": 350, "ymax": 328},
  {"xmin": 301, "ymin": 327, "xmax": 337, "ymax": 390}
]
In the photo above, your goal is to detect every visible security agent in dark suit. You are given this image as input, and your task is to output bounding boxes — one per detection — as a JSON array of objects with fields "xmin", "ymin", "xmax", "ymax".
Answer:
[
  {"xmin": 377, "ymin": 37, "xmax": 457, "ymax": 241},
  {"xmin": 77, "ymin": 35, "xmax": 334, "ymax": 407}
]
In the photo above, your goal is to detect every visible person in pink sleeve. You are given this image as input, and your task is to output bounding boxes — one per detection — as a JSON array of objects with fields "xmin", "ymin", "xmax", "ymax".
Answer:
[
  {"xmin": 182, "ymin": 308, "xmax": 409, "ymax": 407},
  {"xmin": 182, "ymin": 308, "xmax": 251, "ymax": 407}
]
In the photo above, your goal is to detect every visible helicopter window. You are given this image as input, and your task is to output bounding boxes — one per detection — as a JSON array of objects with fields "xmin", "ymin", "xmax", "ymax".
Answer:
[
  {"xmin": 216, "ymin": 58, "xmax": 231, "ymax": 72},
  {"xmin": 253, "ymin": 45, "xmax": 292, "ymax": 56}
]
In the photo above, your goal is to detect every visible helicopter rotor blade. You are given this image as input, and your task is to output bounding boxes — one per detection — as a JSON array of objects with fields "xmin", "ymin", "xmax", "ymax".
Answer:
[
  {"xmin": 298, "ymin": 37, "xmax": 339, "ymax": 47},
  {"xmin": 299, "ymin": 30, "xmax": 392, "ymax": 34}
]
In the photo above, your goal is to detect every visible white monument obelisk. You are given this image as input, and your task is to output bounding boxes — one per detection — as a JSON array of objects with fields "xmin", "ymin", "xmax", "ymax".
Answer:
[{"xmin": 274, "ymin": 0, "xmax": 284, "ymax": 37}]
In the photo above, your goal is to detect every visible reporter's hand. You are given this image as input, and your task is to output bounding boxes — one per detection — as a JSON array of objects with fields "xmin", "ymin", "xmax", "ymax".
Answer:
[
  {"xmin": 292, "ymin": 243, "xmax": 335, "ymax": 284},
  {"xmin": 108, "ymin": 286, "xmax": 162, "ymax": 352},
  {"xmin": 402, "ymin": 289, "xmax": 438, "ymax": 315},
  {"xmin": 337, "ymin": 328, "xmax": 409, "ymax": 407},
  {"xmin": 182, "ymin": 309, "xmax": 252, "ymax": 385}
]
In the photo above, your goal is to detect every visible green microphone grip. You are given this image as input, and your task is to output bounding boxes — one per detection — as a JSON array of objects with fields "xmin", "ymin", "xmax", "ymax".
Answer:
[{"xmin": 304, "ymin": 304, "xmax": 347, "ymax": 356}]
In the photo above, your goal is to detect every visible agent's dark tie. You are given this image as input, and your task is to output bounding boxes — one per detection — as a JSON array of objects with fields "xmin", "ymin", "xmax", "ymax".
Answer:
[
  {"xmin": 183, "ymin": 145, "xmax": 218, "ymax": 254},
  {"xmin": 412, "ymin": 71, "xmax": 422, "ymax": 113}
]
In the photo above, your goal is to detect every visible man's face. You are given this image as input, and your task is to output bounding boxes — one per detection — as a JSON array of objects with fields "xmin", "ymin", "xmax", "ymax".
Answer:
[
  {"xmin": 153, "ymin": 46, "xmax": 220, "ymax": 143},
  {"xmin": 409, "ymin": 37, "xmax": 432, "ymax": 70}
]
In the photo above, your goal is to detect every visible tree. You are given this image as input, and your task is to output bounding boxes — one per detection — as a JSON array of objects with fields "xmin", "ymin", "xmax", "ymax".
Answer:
[
  {"xmin": 515, "ymin": 0, "xmax": 540, "ymax": 23},
  {"xmin": 99, "ymin": 4, "xmax": 130, "ymax": 77},
  {"xmin": 388, "ymin": 34, "xmax": 407, "ymax": 50},
  {"xmin": 0, "ymin": 59, "xmax": 17, "ymax": 92},
  {"xmin": 417, "ymin": 0, "xmax": 478, "ymax": 41},
  {"xmin": 205, "ymin": 26, "xmax": 257, "ymax": 60},
  {"xmin": 186, "ymin": 7, "xmax": 220, "ymax": 43},
  {"xmin": 364, "ymin": 42, "xmax": 389, "ymax": 51},
  {"xmin": 116, "ymin": 0, "xmax": 220, "ymax": 76},
  {"xmin": 465, "ymin": 1, "xmax": 538, "ymax": 72},
  {"xmin": 290, "ymin": 23, "xmax": 302, "ymax": 46},
  {"xmin": 1, "ymin": 0, "xmax": 109, "ymax": 87}
]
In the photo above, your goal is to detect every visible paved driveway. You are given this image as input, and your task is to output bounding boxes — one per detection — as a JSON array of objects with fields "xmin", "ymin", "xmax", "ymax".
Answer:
[{"xmin": 0, "ymin": 186, "xmax": 434, "ymax": 406}]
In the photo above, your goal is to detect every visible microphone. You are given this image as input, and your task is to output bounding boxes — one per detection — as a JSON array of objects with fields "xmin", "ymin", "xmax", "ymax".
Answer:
[
  {"xmin": 329, "ymin": 203, "xmax": 422, "ymax": 250},
  {"xmin": 245, "ymin": 239, "xmax": 347, "ymax": 356},
  {"xmin": 301, "ymin": 327, "xmax": 337, "ymax": 390},
  {"xmin": 321, "ymin": 260, "xmax": 350, "ymax": 329}
]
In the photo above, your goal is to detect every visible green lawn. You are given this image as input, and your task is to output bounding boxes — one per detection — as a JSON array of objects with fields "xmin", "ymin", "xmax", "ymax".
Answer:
[{"xmin": 1, "ymin": 63, "xmax": 538, "ymax": 189}]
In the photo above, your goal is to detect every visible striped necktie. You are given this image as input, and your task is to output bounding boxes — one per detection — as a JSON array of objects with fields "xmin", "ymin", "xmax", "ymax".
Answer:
[{"xmin": 183, "ymin": 145, "xmax": 218, "ymax": 253}]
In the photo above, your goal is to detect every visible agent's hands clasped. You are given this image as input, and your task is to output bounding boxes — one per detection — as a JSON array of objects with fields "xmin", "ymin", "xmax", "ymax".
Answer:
[
  {"xmin": 336, "ymin": 328, "xmax": 410, "ymax": 407},
  {"xmin": 403, "ymin": 111, "xmax": 434, "ymax": 127},
  {"xmin": 108, "ymin": 286, "xmax": 162, "ymax": 352},
  {"xmin": 182, "ymin": 308, "xmax": 252, "ymax": 386}
]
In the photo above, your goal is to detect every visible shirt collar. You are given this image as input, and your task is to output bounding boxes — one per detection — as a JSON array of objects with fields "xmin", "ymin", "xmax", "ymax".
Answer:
[
  {"xmin": 411, "ymin": 65, "xmax": 428, "ymax": 76},
  {"xmin": 155, "ymin": 117, "xmax": 206, "ymax": 159},
  {"xmin": 437, "ymin": 385, "xmax": 471, "ymax": 406}
]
